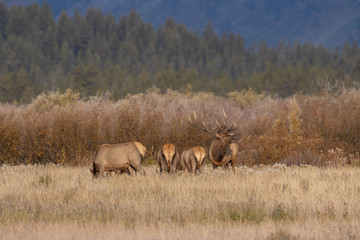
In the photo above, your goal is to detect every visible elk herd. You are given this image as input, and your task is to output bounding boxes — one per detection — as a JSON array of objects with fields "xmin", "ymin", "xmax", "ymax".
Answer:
[{"xmin": 90, "ymin": 112, "xmax": 239, "ymax": 178}]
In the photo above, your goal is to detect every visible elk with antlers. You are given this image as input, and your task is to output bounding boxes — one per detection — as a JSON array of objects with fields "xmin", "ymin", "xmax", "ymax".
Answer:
[{"xmin": 189, "ymin": 111, "xmax": 239, "ymax": 173}]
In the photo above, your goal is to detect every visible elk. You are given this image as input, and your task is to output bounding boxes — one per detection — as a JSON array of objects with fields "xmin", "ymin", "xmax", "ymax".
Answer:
[
  {"xmin": 179, "ymin": 146, "xmax": 206, "ymax": 174},
  {"xmin": 156, "ymin": 143, "xmax": 180, "ymax": 173},
  {"xmin": 189, "ymin": 111, "xmax": 239, "ymax": 173},
  {"xmin": 90, "ymin": 142, "xmax": 146, "ymax": 178}
]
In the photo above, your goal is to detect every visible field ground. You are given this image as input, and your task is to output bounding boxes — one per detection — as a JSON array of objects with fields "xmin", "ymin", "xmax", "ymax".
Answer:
[{"xmin": 1, "ymin": 164, "xmax": 360, "ymax": 239}]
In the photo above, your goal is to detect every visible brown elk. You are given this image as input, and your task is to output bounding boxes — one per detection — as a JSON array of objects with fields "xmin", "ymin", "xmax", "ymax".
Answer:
[
  {"xmin": 189, "ymin": 111, "xmax": 239, "ymax": 173},
  {"xmin": 179, "ymin": 146, "xmax": 206, "ymax": 174},
  {"xmin": 90, "ymin": 142, "xmax": 146, "ymax": 178},
  {"xmin": 156, "ymin": 143, "xmax": 180, "ymax": 173}
]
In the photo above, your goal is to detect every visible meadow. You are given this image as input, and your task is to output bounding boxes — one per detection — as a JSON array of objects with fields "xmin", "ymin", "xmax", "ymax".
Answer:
[{"xmin": 0, "ymin": 164, "xmax": 360, "ymax": 239}]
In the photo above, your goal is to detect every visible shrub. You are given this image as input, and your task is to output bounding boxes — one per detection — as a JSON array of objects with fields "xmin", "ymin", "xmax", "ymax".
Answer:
[
  {"xmin": 30, "ymin": 89, "xmax": 80, "ymax": 111},
  {"xmin": 1, "ymin": 88, "xmax": 360, "ymax": 166}
]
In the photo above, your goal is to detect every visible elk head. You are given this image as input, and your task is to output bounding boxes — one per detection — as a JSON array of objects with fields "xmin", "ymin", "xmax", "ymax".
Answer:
[{"xmin": 189, "ymin": 111, "xmax": 236, "ymax": 143}]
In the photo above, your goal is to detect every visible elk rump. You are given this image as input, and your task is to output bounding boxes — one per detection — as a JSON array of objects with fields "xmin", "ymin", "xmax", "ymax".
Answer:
[
  {"xmin": 156, "ymin": 143, "xmax": 180, "ymax": 173},
  {"xmin": 179, "ymin": 146, "xmax": 206, "ymax": 174}
]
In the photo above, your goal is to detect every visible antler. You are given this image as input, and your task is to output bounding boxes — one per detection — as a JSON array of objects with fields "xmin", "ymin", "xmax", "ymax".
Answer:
[
  {"xmin": 221, "ymin": 109, "xmax": 238, "ymax": 133},
  {"xmin": 189, "ymin": 111, "xmax": 217, "ymax": 134},
  {"xmin": 189, "ymin": 110, "xmax": 237, "ymax": 134}
]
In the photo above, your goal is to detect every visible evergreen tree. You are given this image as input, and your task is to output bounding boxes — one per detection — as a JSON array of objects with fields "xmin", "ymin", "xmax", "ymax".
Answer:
[
  {"xmin": 82, "ymin": 65, "xmax": 100, "ymax": 95},
  {"xmin": 0, "ymin": 69, "xmax": 31, "ymax": 102},
  {"xmin": 0, "ymin": 2, "xmax": 8, "ymax": 38},
  {"xmin": 74, "ymin": 11, "xmax": 90, "ymax": 58},
  {"xmin": 0, "ymin": 3, "xmax": 358, "ymax": 101},
  {"xmin": 6, "ymin": 6, "xmax": 30, "ymax": 37},
  {"xmin": 56, "ymin": 11, "xmax": 74, "ymax": 49},
  {"xmin": 60, "ymin": 41, "xmax": 75, "ymax": 74},
  {"xmin": 38, "ymin": 3, "xmax": 55, "ymax": 32},
  {"xmin": 85, "ymin": 8, "xmax": 104, "ymax": 37}
]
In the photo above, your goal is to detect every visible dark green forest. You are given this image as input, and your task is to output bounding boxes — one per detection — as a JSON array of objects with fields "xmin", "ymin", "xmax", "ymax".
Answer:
[{"xmin": 0, "ymin": 2, "xmax": 359, "ymax": 102}]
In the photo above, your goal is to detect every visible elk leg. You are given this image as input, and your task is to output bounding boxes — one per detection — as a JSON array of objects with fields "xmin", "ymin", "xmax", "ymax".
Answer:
[
  {"xmin": 131, "ymin": 163, "xmax": 146, "ymax": 176},
  {"xmin": 128, "ymin": 166, "xmax": 136, "ymax": 176},
  {"xmin": 98, "ymin": 166, "xmax": 105, "ymax": 177},
  {"xmin": 160, "ymin": 160, "xmax": 167, "ymax": 174},
  {"xmin": 191, "ymin": 159, "xmax": 197, "ymax": 174},
  {"xmin": 179, "ymin": 159, "xmax": 188, "ymax": 173},
  {"xmin": 170, "ymin": 165, "xmax": 176, "ymax": 173},
  {"xmin": 198, "ymin": 164, "xmax": 204, "ymax": 174},
  {"xmin": 92, "ymin": 168, "xmax": 99, "ymax": 179},
  {"xmin": 184, "ymin": 158, "xmax": 192, "ymax": 173},
  {"xmin": 231, "ymin": 153, "xmax": 237, "ymax": 174}
]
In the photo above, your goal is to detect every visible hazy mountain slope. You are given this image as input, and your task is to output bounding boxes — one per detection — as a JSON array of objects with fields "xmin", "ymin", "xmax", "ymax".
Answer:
[{"xmin": 3, "ymin": 0, "xmax": 360, "ymax": 47}]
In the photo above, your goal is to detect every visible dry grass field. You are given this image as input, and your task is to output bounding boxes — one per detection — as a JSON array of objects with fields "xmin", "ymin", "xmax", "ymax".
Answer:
[
  {"xmin": 2, "ymin": 89, "xmax": 360, "ymax": 239},
  {"xmin": 1, "ymin": 164, "xmax": 360, "ymax": 239}
]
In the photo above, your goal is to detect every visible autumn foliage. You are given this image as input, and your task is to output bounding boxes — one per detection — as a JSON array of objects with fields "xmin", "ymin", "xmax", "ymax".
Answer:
[{"xmin": 1, "ymin": 88, "xmax": 360, "ymax": 166}]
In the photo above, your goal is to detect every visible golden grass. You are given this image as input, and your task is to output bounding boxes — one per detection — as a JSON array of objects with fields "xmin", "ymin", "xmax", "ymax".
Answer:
[
  {"xmin": 2, "ymin": 221, "xmax": 360, "ymax": 240},
  {"xmin": 0, "ymin": 164, "xmax": 360, "ymax": 239}
]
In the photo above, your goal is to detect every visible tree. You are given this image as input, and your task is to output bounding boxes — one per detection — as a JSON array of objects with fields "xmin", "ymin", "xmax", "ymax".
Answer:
[
  {"xmin": 42, "ymin": 28, "xmax": 58, "ymax": 61},
  {"xmin": 74, "ymin": 11, "xmax": 90, "ymax": 58},
  {"xmin": 0, "ymin": 69, "xmax": 32, "ymax": 102},
  {"xmin": 163, "ymin": 18, "xmax": 183, "ymax": 69},
  {"xmin": 119, "ymin": 41, "xmax": 138, "ymax": 70},
  {"xmin": 38, "ymin": 3, "xmax": 55, "ymax": 33},
  {"xmin": 0, "ymin": 2, "xmax": 8, "ymax": 38},
  {"xmin": 154, "ymin": 67, "xmax": 177, "ymax": 90},
  {"xmin": 72, "ymin": 65, "xmax": 100, "ymax": 96},
  {"xmin": 82, "ymin": 65, "xmax": 100, "ymax": 95},
  {"xmin": 209, "ymin": 72, "xmax": 233, "ymax": 94},
  {"xmin": 56, "ymin": 11, "xmax": 74, "ymax": 49},
  {"xmin": 6, "ymin": 6, "xmax": 30, "ymax": 37},
  {"xmin": 201, "ymin": 22, "xmax": 219, "ymax": 60},
  {"xmin": 85, "ymin": 8, "xmax": 103, "ymax": 37},
  {"xmin": 136, "ymin": 67, "xmax": 152, "ymax": 91},
  {"xmin": 60, "ymin": 41, "xmax": 75, "ymax": 74}
]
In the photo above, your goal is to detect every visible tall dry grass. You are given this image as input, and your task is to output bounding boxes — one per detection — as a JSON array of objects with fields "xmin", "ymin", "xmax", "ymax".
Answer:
[
  {"xmin": 2, "ymin": 221, "xmax": 360, "ymax": 240},
  {"xmin": 0, "ymin": 165, "xmax": 360, "ymax": 239},
  {"xmin": 1, "ymin": 88, "xmax": 360, "ymax": 166}
]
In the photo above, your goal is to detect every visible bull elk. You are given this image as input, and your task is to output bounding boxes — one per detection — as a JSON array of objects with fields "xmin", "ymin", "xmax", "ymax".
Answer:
[
  {"xmin": 179, "ymin": 146, "xmax": 206, "ymax": 174},
  {"xmin": 90, "ymin": 142, "xmax": 146, "ymax": 178},
  {"xmin": 189, "ymin": 111, "xmax": 239, "ymax": 173},
  {"xmin": 156, "ymin": 143, "xmax": 180, "ymax": 173}
]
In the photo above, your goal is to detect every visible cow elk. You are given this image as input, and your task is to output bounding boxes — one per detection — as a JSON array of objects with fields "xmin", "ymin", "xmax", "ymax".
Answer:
[
  {"xmin": 156, "ymin": 143, "xmax": 180, "ymax": 173},
  {"xmin": 189, "ymin": 111, "xmax": 239, "ymax": 173},
  {"xmin": 90, "ymin": 142, "xmax": 146, "ymax": 178},
  {"xmin": 179, "ymin": 146, "xmax": 206, "ymax": 174}
]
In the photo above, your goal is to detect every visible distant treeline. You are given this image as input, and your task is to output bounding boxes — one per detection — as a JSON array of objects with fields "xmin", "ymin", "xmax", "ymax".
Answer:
[{"xmin": 0, "ymin": 2, "xmax": 359, "ymax": 102}]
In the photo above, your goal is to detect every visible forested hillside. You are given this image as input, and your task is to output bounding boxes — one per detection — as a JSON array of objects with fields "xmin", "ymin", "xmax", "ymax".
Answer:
[
  {"xmin": 4, "ymin": 0, "xmax": 360, "ymax": 47},
  {"xmin": 0, "ymin": 2, "xmax": 359, "ymax": 102}
]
